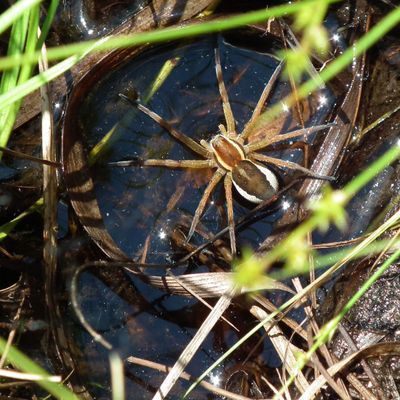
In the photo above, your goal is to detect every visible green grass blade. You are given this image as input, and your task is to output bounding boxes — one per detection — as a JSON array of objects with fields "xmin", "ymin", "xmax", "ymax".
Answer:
[
  {"xmin": 0, "ymin": 0, "xmax": 340, "ymax": 71},
  {"xmin": 0, "ymin": 0, "xmax": 42, "ymax": 37},
  {"xmin": 0, "ymin": 4, "xmax": 39, "ymax": 149},
  {"xmin": 37, "ymin": 0, "xmax": 59, "ymax": 49},
  {"xmin": 281, "ymin": 244, "xmax": 400, "ymax": 399},
  {"xmin": 186, "ymin": 174, "xmax": 400, "ymax": 398},
  {"xmin": 274, "ymin": 237, "xmax": 400, "ymax": 280},
  {"xmin": 0, "ymin": 55, "xmax": 80, "ymax": 111},
  {"xmin": 254, "ymin": 6, "xmax": 400, "ymax": 129},
  {"xmin": 0, "ymin": 198, "xmax": 43, "ymax": 241},
  {"xmin": 0, "ymin": 336, "xmax": 79, "ymax": 399},
  {"xmin": 335, "ymin": 245, "xmax": 400, "ymax": 318},
  {"xmin": 343, "ymin": 141, "xmax": 400, "ymax": 199},
  {"xmin": 0, "ymin": 35, "xmax": 105, "ymax": 111},
  {"xmin": 0, "ymin": 10, "xmax": 29, "ymax": 92},
  {"xmin": 0, "ymin": 10, "xmax": 30, "ymax": 148}
]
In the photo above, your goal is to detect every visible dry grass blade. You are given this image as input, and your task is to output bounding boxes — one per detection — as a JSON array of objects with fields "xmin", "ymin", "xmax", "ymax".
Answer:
[
  {"xmin": 141, "ymin": 271, "xmax": 294, "ymax": 298},
  {"xmin": 127, "ymin": 356, "xmax": 252, "ymax": 400},
  {"xmin": 338, "ymin": 325, "xmax": 384, "ymax": 399},
  {"xmin": 292, "ymin": 278, "xmax": 350, "ymax": 399},
  {"xmin": 152, "ymin": 284, "xmax": 239, "ymax": 400},
  {"xmin": 39, "ymin": 32, "xmax": 57, "ymax": 279},
  {"xmin": 110, "ymin": 352, "xmax": 125, "ymax": 400},
  {"xmin": 71, "ymin": 261, "xmax": 294, "ymax": 361},
  {"xmin": 0, "ymin": 368, "xmax": 61, "ymax": 382},
  {"xmin": 250, "ymin": 305, "xmax": 310, "ymax": 395},
  {"xmin": 298, "ymin": 343, "xmax": 400, "ymax": 400},
  {"xmin": 0, "ymin": 145, "xmax": 60, "ymax": 166},
  {"xmin": 167, "ymin": 271, "xmax": 239, "ymax": 331},
  {"xmin": 0, "ymin": 294, "xmax": 25, "ymax": 368},
  {"xmin": 252, "ymin": 295, "xmax": 308, "ymax": 341},
  {"xmin": 40, "ymin": 32, "xmax": 92, "ymax": 399},
  {"xmin": 39, "ymin": 28, "xmax": 60, "ymax": 363}
]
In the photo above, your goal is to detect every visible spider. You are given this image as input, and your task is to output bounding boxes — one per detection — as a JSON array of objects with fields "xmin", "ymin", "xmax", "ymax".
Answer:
[{"xmin": 115, "ymin": 49, "xmax": 333, "ymax": 255}]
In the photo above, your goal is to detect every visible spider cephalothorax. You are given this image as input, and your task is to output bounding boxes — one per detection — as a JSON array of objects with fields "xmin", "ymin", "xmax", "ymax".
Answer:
[{"xmin": 115, "ymin": 49, "xmax": 332, "ymax": 254}]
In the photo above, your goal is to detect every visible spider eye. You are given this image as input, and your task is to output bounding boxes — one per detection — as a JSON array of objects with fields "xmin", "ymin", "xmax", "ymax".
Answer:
[{"xmin": 232, "ymin": 160, "xmax": 279, "ymax": 204}]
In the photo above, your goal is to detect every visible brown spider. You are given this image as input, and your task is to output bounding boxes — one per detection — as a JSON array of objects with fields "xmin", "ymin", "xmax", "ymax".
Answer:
[{"xmin": 115, "ymin": 49, "xmax": 333, "ymax": 255}]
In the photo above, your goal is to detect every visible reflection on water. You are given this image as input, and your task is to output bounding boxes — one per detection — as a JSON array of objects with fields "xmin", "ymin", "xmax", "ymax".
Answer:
[{"xmin": 54, "ymin": 0, "xmax": 149, "ymax": 41}]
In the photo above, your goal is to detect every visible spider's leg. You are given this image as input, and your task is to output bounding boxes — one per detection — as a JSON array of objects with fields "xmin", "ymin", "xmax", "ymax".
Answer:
[
  {"xmin": 240, "ymin": 61, "xmax": 284, "ymax": 140},
  {"xmin": 218, "ymin": 124, "xmax": 228, "ymax": 135},
  {"xmin": 251, "ymin": 153, "xmax": 335, "ymax": 181},
  {"xmin": 246, "ymin": 123, "xmax": 334, "ymax": 153},
  {"xmin": 287, "ymin": 141, "xmax": 310, "ymax": 168},
  {"xmin": 224, "ymin": 173, "xmax": 236, "ymax": 255},
  {"xmin": 187, "ymin": 168, "xmax": 225, "ymax": 242},
  {"xmin": 143, "ymin": 159, "xmax": 216, "ymax": 168},
  {"xmin": 109, "ymin": 159, "xmax": 216, "ymax": 169},
  {"xmin": 262, "ymin": 140, "xmax": 310, "ymax": 167},
  {"xmin": 200, "ymin": 139, "xmax": 213, "ymax": 152},
  {"xmin": 268, "ymin": 123, "xmax": 335, "ymax": 146},
  {"xmin": 167, "ymin": 173, "xmax": 189, "ymax": 212},
  {"xmin": 215, "ymin": 48, "xmax": 236, "ymax": 134},
  {"xmin": 119, "ymin": 94, "xmax": 209, "ymax": 158}
]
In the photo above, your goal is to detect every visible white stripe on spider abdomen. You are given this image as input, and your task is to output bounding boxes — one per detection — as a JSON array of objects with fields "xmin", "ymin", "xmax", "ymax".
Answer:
[{"xmin": 231, "ymin": 160, "xmax": 279, "ymax": 203}]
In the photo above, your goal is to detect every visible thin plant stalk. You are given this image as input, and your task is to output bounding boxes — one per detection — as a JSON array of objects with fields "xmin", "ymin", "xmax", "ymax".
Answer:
[{"xmin": 0, "ymin": 0, "xmax": 340, "ymax": 71}]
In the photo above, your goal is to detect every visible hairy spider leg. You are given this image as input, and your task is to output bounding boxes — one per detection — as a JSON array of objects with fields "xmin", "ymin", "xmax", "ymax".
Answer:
[
  {"xmin": 240, "ymin": 61, "xmax": 284, "ymax": 141},
  {"xmin": 214, "ymin": 48, "xmax": 236, "ymax": 135},
  {"xmin": 282, "ymin": 141, "xmax": 310, "ymax": 168},
  {"xmin": 136, "ymin": 102, "xmax": 211, "ymax": 157},
  {"xmin": 187, "ymin": 169, "xmax": 225, "ymax": 242},
  {"xmin": 224, "ymin": 173, "xmax": 236, "ymax": 254},
  {"xmin": 246, "ymin": 123, "xmax": 334, "ymax": 153},
  {"xmin": 142, "ymin": 159, "xmax": 215, "ymax": 168},
  {"xmin": 218, "ymin": 124, "xmax": 228, "ymax": 135},
  {"xmin": 262, "ymin": 141, "xmax": 311, "ymax": 167},
  {"xmin": 250, "ymin": 153, "xmax": 335, "ymax": 181},
  {"xmin": 119, "ymin": 94, "xmax": 210, "ymax": 158},
  {"xmin": 110, "ymin": 159, "xmax": 215, "ymax": 168}
]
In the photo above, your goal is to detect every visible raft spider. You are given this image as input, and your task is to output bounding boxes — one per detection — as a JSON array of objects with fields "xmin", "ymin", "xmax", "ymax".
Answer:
[{"xmin": 116, "ymin": 49, "xmax": 333, "ymax": 255}]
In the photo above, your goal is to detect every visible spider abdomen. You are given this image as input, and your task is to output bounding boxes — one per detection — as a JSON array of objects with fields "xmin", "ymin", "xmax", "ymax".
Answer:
[{"xmin": 232, "ymin": 160, "xmax": 279, "ymax": 204}]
